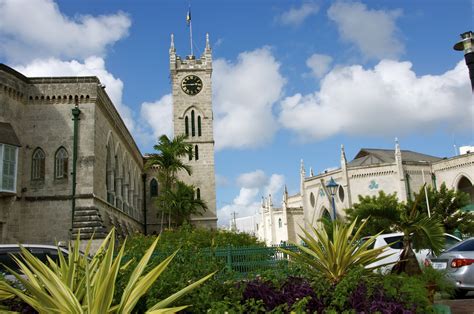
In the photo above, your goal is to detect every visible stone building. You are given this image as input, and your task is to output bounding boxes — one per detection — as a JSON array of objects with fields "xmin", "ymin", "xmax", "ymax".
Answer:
[
  {"xmin": 244, "ymin": 140, "xmax": 474, "ymax": 245},
  {"xmin": 0, "ymin": 34, "xmax": 218, "ymax": 244},
  {"xmin": 0, "ymin": 64, "xmax": 144, "ymax": 244}
]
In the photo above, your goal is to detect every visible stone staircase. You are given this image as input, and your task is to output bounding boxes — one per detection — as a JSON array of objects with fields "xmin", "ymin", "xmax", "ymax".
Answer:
[{"xmin": 71, "ymin": 206, "xmax": 108, "ymax": 240}]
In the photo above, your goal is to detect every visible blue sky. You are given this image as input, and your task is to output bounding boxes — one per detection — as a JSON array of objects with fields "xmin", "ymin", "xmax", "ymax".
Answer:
[{"xmin": 1, "ymin": 0, "xmax": 472, "ymax": 226}]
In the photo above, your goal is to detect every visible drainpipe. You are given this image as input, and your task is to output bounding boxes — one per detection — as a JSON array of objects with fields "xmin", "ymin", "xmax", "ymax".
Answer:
[
  {"xmin": 71, "ymin": 97, "xmax": 81, "ymax": 236},
  {"xmin": 142, "ymin": 173, "xmax": 147, "ymax": 235}
]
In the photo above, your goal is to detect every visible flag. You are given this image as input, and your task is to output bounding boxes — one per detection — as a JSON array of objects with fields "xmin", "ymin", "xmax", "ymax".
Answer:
[{"xmin": 186, "ymin": 9, "xmax": 191, "ymax": 26}]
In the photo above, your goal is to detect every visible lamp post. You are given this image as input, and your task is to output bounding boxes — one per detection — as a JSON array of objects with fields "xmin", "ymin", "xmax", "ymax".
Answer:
[
  {"xmin": 454, "ymin": 31, "xmax": 474, "ymax": 91},
  {"xmin": 326, "ymin": 177, "xmax": 338, "ymax": 221}
]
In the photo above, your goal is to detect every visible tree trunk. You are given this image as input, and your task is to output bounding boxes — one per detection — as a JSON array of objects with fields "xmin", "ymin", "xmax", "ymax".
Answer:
[{"xmin": 392, "ymin": 237, "xmax": 422, "ymax": 275}]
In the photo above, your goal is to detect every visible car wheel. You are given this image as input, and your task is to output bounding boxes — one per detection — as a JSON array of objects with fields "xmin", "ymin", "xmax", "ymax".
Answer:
[{"xmin": 454, "ymin": 289, "xmax": 468, "ymax": 299}]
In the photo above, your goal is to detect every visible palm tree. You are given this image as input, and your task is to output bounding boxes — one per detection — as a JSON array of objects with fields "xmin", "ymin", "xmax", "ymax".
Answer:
[
  {"xmin": 162, "ymin": 181, "xmax": 208, "ymax": 226},
  {"xmin": 146, "ymin": 134, "xmax": 192, "ymax": 231},
  {"xmin": 392, "ymin": 184, "xmax": 445, "ymax": 275}
]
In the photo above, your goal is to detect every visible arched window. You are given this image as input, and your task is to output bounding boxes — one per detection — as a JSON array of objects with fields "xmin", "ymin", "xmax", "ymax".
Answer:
[
  {"xmin": 185, "ymin": 116, "xmax": 189, "ymax": 136},
  {"xmin": 188, "ymin": 148, "xmax": 193, "ymax": 161},
  {"xmin": 198, "ymin": 116, "xmax": 202, "ymax": 136},
  {"xmin": 191, "ymin": 110, "xmax": 195, "ymax": 136},
  {"xmin": 54, "ymin": 147, "xmax": 68, "ymax": 179},
  {"xmin": 278, "ymin": 218, "xmax": 282, "ymax": 228},
  {"xmin": 150, "ymin": 178, "xmax": 158, "ymax": 197},
  {"xmin": 195, "ymin": 145, "xmax": 199, "ymax": 160},
  {"xmin": 196, "ymin": 188, "xmax": 201, "ymax": 200},
  {"xmin": 32, "ymin": 148, "xmax": 45, "ymax": 180}
]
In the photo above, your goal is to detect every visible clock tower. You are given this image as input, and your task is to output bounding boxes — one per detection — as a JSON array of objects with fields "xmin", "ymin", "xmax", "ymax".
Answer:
[{"xmin": 169, "ymin": 33, "xmax": 217, "ymax": 228}]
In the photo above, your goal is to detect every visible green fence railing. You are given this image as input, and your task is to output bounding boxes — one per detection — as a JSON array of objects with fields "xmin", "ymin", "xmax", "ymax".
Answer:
[{"xmin": 201, "ymin": 244, "xmax": 300, "ymax": 274}]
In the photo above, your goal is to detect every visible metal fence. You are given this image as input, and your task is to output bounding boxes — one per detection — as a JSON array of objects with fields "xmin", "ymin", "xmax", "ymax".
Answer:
[{"xmin": 201, "ymin": 244, "xmax": 300, "ymax": 274}]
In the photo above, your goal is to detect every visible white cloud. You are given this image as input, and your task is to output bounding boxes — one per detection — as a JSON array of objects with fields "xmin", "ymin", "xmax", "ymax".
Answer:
[
  {"xmin": 277, "ymin": 2, "xmax": 319, "ymax": 26},
  {"xmin": 279, "ymin": 60, "xmax": 471, "ymax": 140},
  {"xmin": 0, "ymin": 0, "xmax": 130, "ymax": 63},
  {"xmin": 236, "ymin": 170, "xmax": 267, "ymax": 189},
  {"xmin": 140, "ymin": 94, "xmax": 173, "ymax": 142},
  {"xmin": 13, "ymin": 57, "xmax": 136, "ymax": 131},
  {"xmin": 218, "ymin": 170, "xmax": 285, "ymax": 226},
  {"xmin": 327, "ymin": 1, "xmax": 403, "ymax": 60},
  {"xmin": 306, "ymin": 53, "xmax": 333, "ymax": 78},
  {"xmin": 213, "ymin": 47, "xmax": 286, "ymax": 150}
]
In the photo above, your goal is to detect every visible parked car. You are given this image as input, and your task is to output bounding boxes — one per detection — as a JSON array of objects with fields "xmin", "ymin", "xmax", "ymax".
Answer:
[
  {"xmin": 0, "ymin": 244, "xmax": 70, "ymax": 281},
  {"xmin": 362, "ymin": 232, "xmax": 462, "ymax": 273},
  {"xmin": 427, "ymin": 237, "xmax": 474, "ymax": 298}
]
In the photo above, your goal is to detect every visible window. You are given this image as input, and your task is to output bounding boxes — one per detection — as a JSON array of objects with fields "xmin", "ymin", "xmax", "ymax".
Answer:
[
  {"xmin": 278, "ymin": 218, "xmax": 282, "ymax": 228},
  {"xmin": 191, "ymin": 110, "xmax": 195, "ymax": 136},
  {"xmin": 198, "ymin": 116, "xmax": 202, "ymax": 136},
  {"xmin": 0, "ymin": 144, "xmax": 18, "ymax": 192},
  {"xmin": 32, "ymin": 148, "xmax": 45, "ymax": 180},
  {"xmin": 196, "ymin": 188, "xmax": 201, "ymax": 200},
  {"xmin": 195, "ymin": 145, "xmax": 199, "ymax": 160},
  {"xmin": 54, "ymin": 147, "xmax": 68, "ymax": 179},
  {"xmin": 150, "ymin": 178, "xmax": 158, "ymax": 197},
  {"xmin": 185, "ymin": 116, "xmax": 189, "ymax": 136}
]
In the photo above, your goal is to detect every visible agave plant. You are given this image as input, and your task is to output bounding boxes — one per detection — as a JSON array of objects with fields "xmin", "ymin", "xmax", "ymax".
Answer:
[
  {"xmin": 0, "ymin": 229, "xmax": 214, "ymax": 313},
  {"xmin": 280, "ymin": 218, "xmax": 394, "ymax": 284}
]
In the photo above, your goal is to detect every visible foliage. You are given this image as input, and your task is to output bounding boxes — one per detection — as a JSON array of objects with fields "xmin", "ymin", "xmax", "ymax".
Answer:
[
  {"xmin": 0, "ymin": 229, "xmax": 214, "ymax": 313},
  {"xmin": 345, "ymin": 191, "xmax": 402, "ymax": 237},
  {"xmin": 116, "ymin": 226, "xmax": 263, "ymax": 313},
  {"xmin": 208, "ymin": 267, "xmax": 435, "ymax": 313},
  {"xmin": 146, "ymin": 134, "xmax": 194, "ymax": 230},
  {"xmin": 280, "ymin": 218, "xmax": 394, "ymax": 284},
  {"xmin": 161, "ymin": 181, "xmax": 208, "ymax": 226},
  {"xmin": 411, "ymin": 183, "xmax": 473, "ymax": 235},
  {"xmin": 392, "ymin": 185, "xmax": 445, "ymax": 275}
]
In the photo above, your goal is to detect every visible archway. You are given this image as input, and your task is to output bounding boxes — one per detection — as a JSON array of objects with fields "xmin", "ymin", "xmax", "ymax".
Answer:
[{"xmin": 458, "ymin": 175, "xmax": 474, "ymax": 204}]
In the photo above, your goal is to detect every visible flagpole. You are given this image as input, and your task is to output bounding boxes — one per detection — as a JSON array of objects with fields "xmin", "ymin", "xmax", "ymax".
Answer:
[
  {"xmin": 189, "ymin": 19, "xmax": 194, "ymax": 56},
  {"xmin": 422, "ymin": 169, "xmax": 431, "ymax": 217}
]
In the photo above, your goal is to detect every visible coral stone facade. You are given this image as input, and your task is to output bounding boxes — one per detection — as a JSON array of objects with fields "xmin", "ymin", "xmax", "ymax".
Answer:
[
  {"xmin": 0, "ymin": 64, "xmax": 144, "ymax": 244},
  {"xmin": 250, "ymin": 140, "xmax": 474, "ymax": 245}
]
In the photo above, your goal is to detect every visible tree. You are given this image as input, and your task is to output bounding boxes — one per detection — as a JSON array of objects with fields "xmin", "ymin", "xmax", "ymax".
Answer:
[
  {"xmin": 344, "ymin": 191, "xmax": 402, "ymax": 237},
  {"xmin": 146, "ymin": 134, "xmax": 192, "ymax": 231},
  {"xmin": 392, "ymin": 186, "xmax": 445, "ymax": 275},
  {"xmin": 162, "ymin": 181, "xmax": 208, "ymax": 226},
  {"xmin": 411, "ymin": 183, "xmax": 473, "ymax": 235},
  {"xmin": 345, "ymin": 186, "xmax": 445, "ymax": 275}
]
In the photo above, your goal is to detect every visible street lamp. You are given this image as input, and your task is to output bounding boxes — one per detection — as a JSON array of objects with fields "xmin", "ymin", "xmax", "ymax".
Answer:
[
  {"xmin": 326, "ymin": 177, "xmax": 338, "ymax": 221},
  {"xmin": 453, "ymin": 31, "xmax": 474, "ymax": 91}
]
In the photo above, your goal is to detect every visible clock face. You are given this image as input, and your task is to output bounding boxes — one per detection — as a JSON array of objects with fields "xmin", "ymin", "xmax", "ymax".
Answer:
[{"xmin": 181, "ymin": 75, "xmax": 203, "ymax": 95}]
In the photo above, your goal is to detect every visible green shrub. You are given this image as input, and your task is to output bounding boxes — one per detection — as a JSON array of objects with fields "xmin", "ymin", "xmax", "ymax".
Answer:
[{"xmin": 117, "ymin": 225, "xmax": 263, "ymax": 313}]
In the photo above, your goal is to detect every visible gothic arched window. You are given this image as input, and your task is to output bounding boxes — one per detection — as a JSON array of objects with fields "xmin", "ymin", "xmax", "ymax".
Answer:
[
  {"xmin": 195, "ymin": 145, "xmax": 199, "ymax": 160},
  {"xmin": 198, "ymin": 116, "xmax": 202, "ymax": 136},
  {"xmin": 54, "ymin": 147, "xmax": 68, "ymax": 179},
  {"xmin": 32, "ymin": 148, "xmax": 45, "ymax": 180},
  {"xmin": 185, "ymin": 116, "xmax": 189, "ymax": 136},
  {"xmin": 150, "ymin": 178, "xmax": 158, "ymax": 197},
  {"xmin": 191, "ymin": 110, "xmax": 195, "ymax": 136},
  {"xmin": 196, "ymin": 188, "xmax": 201, "ymax": 200}
]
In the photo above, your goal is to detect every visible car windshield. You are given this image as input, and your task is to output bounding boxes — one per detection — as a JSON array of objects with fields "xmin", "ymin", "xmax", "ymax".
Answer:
[{"xmin": 447, "ymin": 239, "xmax": 474, "ymax": 252}]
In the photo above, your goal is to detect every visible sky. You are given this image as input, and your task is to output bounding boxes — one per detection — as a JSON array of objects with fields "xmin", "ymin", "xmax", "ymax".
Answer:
[{"xmin": 1, "ymin": 0, "xmax": 473, "ymax": 226}]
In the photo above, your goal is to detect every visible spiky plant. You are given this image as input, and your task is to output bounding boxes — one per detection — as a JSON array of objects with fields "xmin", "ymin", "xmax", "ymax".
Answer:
[
  {"xmin": 280, "ymin": 218, "xmax": 395, "ymax": 284},
  {"xmin": 0, "ymin": 229, "xmax": 214, "ymax": 313}
]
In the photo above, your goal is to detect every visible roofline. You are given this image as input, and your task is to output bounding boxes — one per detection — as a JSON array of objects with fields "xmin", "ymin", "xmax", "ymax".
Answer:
[{"xmin": 0, "ymin": 63, "xmax": 29, "ymax": 83}]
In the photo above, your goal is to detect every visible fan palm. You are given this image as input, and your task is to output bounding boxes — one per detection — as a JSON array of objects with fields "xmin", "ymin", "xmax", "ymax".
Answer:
[{"xmin": 392, "ymin": 185, "xmax": 445, "ymax": 275}]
